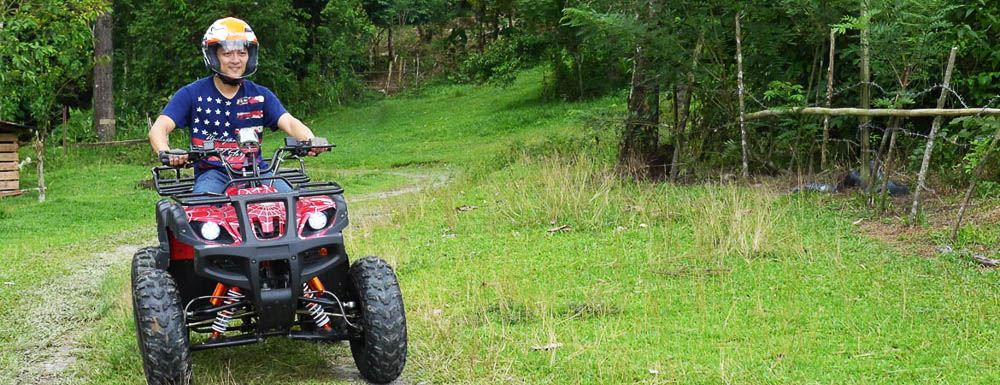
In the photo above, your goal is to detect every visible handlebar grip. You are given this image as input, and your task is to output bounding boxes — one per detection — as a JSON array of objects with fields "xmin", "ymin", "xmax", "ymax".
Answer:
[
  {"xmin": 309, "ymin": 137, "xmax": 328, "ymax": 147},
  {"xmin": 159, "ymin": 149, "xmax": 188, "ymax": 166}
]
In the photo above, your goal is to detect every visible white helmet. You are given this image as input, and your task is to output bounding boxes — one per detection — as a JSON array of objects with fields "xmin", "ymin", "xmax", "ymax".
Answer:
[{"xmin": 201, "ymin": 17, "xmax": 259, "ymax": 83}]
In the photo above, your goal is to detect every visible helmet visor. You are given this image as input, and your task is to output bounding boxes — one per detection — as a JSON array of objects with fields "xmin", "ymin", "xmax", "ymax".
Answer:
[{"xmin": 217, "ymin": 40, "xmax": 253, "ymax": 52}]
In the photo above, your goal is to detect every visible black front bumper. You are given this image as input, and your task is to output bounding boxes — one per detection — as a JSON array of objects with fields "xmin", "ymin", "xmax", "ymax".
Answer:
[{"xmin": 156, "ymin": 187, "xmax": 350, "ymax": 332}]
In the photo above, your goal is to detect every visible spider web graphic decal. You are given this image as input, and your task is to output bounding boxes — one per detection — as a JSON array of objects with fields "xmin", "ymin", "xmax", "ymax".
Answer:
[{"xmin": 248, "ymin": 201, "xmax": 286, "ymax": 238}]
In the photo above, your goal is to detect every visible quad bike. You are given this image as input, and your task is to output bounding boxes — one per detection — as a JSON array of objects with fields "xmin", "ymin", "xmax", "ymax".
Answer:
[{"xmin": 131, "ymin": 132, "xmax": 406, "ymax": 384}]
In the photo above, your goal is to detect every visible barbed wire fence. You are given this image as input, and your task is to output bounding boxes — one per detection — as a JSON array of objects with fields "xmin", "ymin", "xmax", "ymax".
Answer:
[{"xmin": 737, "ymin": 45, "xmax": 1000, "ymax": 238}]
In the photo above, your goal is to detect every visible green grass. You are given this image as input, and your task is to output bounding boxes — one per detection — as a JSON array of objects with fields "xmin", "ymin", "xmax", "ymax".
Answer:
[
  {"xmin": 4, "ymin": 68, "xmax": 1000, "ymax": 384},
  {"xmin": 346, "ymin": 158, "xmax": 1000, "ymax": 384}
]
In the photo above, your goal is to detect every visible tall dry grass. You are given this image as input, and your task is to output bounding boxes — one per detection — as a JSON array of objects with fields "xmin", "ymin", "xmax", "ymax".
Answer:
[
  {"xmin": 491, "ymin": 153, "xmax": 619, "ymax": 229},
  {"xmin": 681, "ymin": 186, "xmax": 801, "ymax": 263}
]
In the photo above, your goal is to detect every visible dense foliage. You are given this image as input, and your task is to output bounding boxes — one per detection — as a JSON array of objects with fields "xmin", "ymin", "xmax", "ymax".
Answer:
[
  {"xmin": 6, "ymin": 0, "xmax": 1000, "ymax": 183},
  {"xmin": 549, "ymin": 0, "xmax": 1000, "ymax": 179},
  {"xmin": 112, "ymin": 0, "xmax": 372, "ymax": 122},
  {"xmin": 0, "ymin": 0, "xmax": 107, "ymax": 132}
]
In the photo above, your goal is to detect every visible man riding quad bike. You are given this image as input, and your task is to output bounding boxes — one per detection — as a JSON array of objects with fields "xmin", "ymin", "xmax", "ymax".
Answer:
[{"xmin": 131, "ymin": 133, "xmax": 407, "ymax": 384}]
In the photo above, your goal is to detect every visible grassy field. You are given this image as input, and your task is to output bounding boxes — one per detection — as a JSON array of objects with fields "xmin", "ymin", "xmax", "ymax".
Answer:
[{"xmin": 3, "ymin": 69, "xmax": 1000, "ymax": 384}]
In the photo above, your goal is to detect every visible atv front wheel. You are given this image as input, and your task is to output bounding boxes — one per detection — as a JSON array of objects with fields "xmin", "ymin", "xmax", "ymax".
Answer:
[
  {"xmin": 130, "ymin": 246, "xmax": 160, "ymax": 364},
  {"xmin": 131, "ymin": 246, "xmax": 159, "ymax": 287},
  {"xmin": 349, "ymin": 257, "xmax": 407, "ymax": 384},
  {"xmin": 133, "ymin": 268, "xmax": 192, "ymax": 385}
]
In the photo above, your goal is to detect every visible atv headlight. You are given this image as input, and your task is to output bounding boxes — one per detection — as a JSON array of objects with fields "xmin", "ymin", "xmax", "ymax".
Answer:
[
  {"xmin": 307, "ymin": 212, "xmax": 328, "ymax": 230},
  {"xmin": 200, "ymin": 221, "xmax": 221, "ymax": 241}
]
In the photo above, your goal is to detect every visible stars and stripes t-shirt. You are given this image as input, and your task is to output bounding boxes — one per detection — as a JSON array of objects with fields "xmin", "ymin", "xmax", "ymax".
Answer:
[{"xmin": 160, "ymin": 76, "xmax": 287, "ymax": 170}]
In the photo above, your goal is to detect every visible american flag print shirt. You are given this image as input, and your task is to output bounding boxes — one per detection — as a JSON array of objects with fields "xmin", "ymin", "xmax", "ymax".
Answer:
[{"xmin": 160, "ymin": 76, "xmax": 288, "ymax": 170}]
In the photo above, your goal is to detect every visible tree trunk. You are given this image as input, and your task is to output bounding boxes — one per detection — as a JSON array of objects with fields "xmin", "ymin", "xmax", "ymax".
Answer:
[
  {"xmin": 492, "ymin": 9, "xmax": 500, "ymax": 40},
  {"xmin": 670, "ymin": 84, "xmax": 688, "ymax": 181},
  {"xmin": 387, "ymin": 26, "xmax": 394, "ymax": 66},
  {"xmin": 860, "ymin": 1, "xmax": 872, "ymax": 198},
  {"xmin": 736, "ymin": 12, "xmax": 749, "ymax": 178},
  {"xmin": 822, "ymin": 29, "xmax": 835, "ymax": 170},
  {"xmin": 619, "ymin": 1, "xmax": 659, "ymax": 177},
  {"xmin": 94, "ymin": 11, "xmax": 115, "ymax": 142},
  {"xmin": 910, "ymin": 47, "xmax": 958, "ymax": 223},
  {"xmin": 876, "ymin": 93, "xmax": 904, "ymax": 166},
  {"xmin": 34, "ymin": 130, "xmax": 45, "ymax": 203},
  {"xmin": 370, "ymin": 29, "xmax": 382, "ymax": 66},
  {"xmin": 478, "ymin": 4, "xmax": 486, "ymax": 51},
  {"xmin": 877, "ymin": 117, "xmax": 899, "ymax": 210},
  {"xmin": 385, "ymin": 57, "xmax": 393, "ymax": 94},
  {"xmin": 806, "ymin": 42, "xmax": 821, "ymax": 106},
  {"xmin": 396, "ymin": 54, "xmax": 406, "ymax": 90},
  {"xmin": 62, "ymin": 106, "xmax": 67, "ymax": 156},
  {"xmin": 620, "ymin": 45, "xmax": 659, "ymax": 174},
  {"xmin": 670, "ymin": 32, "xmax": 703, "ymax": 181}
]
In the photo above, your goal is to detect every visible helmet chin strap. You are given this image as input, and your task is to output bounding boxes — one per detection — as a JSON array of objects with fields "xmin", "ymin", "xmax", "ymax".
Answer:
[{"xmin": 216, "ymin": 73, "xmax": 244, "ymax": 86}]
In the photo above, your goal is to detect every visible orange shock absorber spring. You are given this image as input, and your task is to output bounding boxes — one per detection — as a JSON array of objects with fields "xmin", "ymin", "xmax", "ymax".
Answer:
[
  {"xmin": 209, "ymin": 282, "xmax": 227, "ymax": 307},
  {"xmin": 211, "ymin": 285, "xmax": 243, "ymax": 338},
  {"xmin": 308, "ymin": 277, "xmax": 326, "ymax": 292},
  {"xmin": 303, "ymin": 277, "xmax": 331, "ymax": 330}
]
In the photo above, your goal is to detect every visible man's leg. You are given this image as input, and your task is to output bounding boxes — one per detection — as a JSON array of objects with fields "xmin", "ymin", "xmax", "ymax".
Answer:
[{"xmin": 193, "ymin": 169, "xmax": 231, "ymax": 194}]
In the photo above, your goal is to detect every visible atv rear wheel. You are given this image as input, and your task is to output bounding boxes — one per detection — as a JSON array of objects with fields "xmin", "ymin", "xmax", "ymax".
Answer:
[
  {"xmin": 349, "ymin": 257, "xmax": 407, "ymax": 384},
  {"xmin": 133, "ymin": 268, "xmax": 192, "ymax": 385}
]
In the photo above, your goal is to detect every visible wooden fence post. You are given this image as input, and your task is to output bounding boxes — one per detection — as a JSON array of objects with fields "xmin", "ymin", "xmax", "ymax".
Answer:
[{"xmin": 910, "ymin": 47, "xmax": 958, "ymax": 224}]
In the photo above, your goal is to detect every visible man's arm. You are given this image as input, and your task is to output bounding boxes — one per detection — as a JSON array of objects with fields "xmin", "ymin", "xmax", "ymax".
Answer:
[
  {"xmin": 276, "ymin": 113, "xmax": 326, "ymax": 155},
  {"xmin": 148, "ymin": 115, "xmax": 187, "ymax": 166}
]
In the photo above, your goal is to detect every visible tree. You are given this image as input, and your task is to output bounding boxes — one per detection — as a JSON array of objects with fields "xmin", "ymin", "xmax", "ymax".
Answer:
[
  {"xmin": 361, "ymin": 0, "xmax": 398, "ymax": 62},
  {"xmin": 618, "ymin": 0, "xmax": 660, "ymax": 175},
  {"xmin": 94, "ymin": 10, "xmax": 115, "ymax": 141},
  {"xmin": 1, "ymin": 0, "xmax": 106, "ymax": 125},
  {"xmin": 0, "ymin": 0, "xmax": 107, "ymax": 202}
]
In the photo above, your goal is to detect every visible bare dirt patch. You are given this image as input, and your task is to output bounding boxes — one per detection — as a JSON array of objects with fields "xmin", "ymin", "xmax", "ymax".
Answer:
[
  {"xmin": 350, "ymin": 169, "xmax": 451, "ymax": 203},
  {"xmin": 12, "ymin": 240, "xmax": 153, "ymax": 384},
  {"xmin": 847, "ymin": 186, "xmax": 1000, "ymax": 261},
  {"xmin": 857, "ymin": 219, "xmax": 939, "ymax": 258}
]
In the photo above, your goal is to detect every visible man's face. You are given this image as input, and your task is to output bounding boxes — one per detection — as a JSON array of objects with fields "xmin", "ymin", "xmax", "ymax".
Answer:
[{"xmin": 217, "ymin": 47, "xmax": 248, "ymax": 79}]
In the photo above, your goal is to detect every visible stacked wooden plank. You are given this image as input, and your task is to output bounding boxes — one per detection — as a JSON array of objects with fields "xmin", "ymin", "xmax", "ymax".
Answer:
[{"xmin": 0, "ymin": 133, "xmax": 19, "ymax": 196}]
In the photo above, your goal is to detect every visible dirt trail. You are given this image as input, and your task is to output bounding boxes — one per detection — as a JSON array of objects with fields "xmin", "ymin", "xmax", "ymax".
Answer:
[
  {"xmin": 12, "ymin": 240, "xmax": 149, "ymax": 384},
  {"xmin": 11, "ymin": 169, "xmax": 444, "ymax": 384},
  {"xmin": 350, "ymin": 170, "xmax": 450, "ymax": 203}
]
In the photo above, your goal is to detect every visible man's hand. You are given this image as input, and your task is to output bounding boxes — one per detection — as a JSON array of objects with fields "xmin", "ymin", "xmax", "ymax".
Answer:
[{"xmin": 159, "ymin": 149, "xmax": 189, "ymax": 167}]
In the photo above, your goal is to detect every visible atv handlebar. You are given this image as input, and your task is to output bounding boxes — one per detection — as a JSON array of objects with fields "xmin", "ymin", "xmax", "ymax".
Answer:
[{"xmin": 283, "ymin": 137, "xmax": 334, "ymax": 157}]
